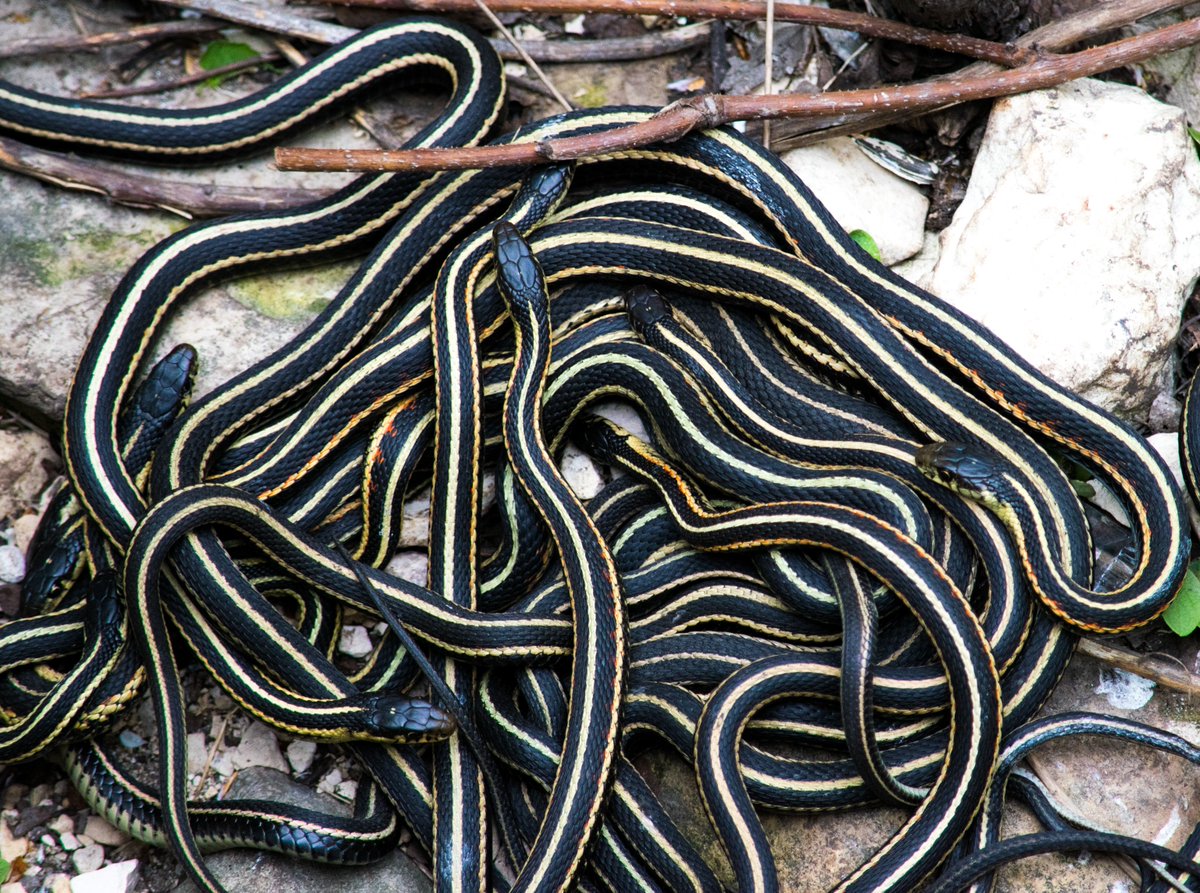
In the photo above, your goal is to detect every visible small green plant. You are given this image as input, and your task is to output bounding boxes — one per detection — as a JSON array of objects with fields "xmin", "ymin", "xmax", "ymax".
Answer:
[
  {"xmin": 199, "ymin": 40, "xmax": 261, "ymax": 87},
  {"xmin": 848, "ymin": 229, "xmax": 882, "ymax": 262},
  {"xmin": 1163, "ymin": 558, "xmax": 1200, "ymax": 636}
]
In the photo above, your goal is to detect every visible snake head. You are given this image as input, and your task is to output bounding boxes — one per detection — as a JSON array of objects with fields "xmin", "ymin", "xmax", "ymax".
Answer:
[
  {"xmin": 572, "ymin": 414, "xmax": 628, "ymax": 462},
  {"xmin": 624, "ymin": 286, "xmax": 672, "ymax": 337},
  {"xmin": 914, "ymin": 441, "xmax": 1008, "ymax": 509},
  {"xmin": 366, "ymin": 695, "xmax": 455, "ymax": 741}
]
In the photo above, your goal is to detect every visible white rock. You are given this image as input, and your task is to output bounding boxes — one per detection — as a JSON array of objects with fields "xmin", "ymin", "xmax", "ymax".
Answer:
[
  {"xmin": 47, "ymin": 814, "xmax": 75, "ymax": 837},
  {"xmin": 334, "ymin": 779, "xmax": 358, "ymax": 801},
  {"xmin": 229, "ymin": 721, "xmax": 288, "ymax": 773},
  {"xmin": 1, "ymin": 883, "xmax": 24, "ymax": 893},
  {"xmin": 559, "ymin": 443, "xmax": 604, "ymax": 500},
  {"xmin": 69, "ymin": 859, "xmax": 139, "ymax": 893},
  {"xmin": 285, "ymin": 739, "xmax": 317, "ymax": 776},
  {"xmin": 0, "ymin": 545, "xmax": 23, "ymax": 584},
  {"xmin": 780, "ymin": 136, "xmax": 930, "ymax": 265},
  {"xmin": 59, "ymin": 832, "xmax": 81, "ymax": 851},
  {"xmin": 185, "ymin": 730, "xmax": 209, "ymax": 776},
  {"xmin": 337, "ymin": 625, "xmax": 373, "ymax": 659},
  {"xmin": 316, "ymin": 767, "xmax": 343, "ymax": 795},
  {"xmin": 46, "ymin": 873, "xmax": 72, "ymax": 893},
  {"xmin": 70, "ymin": 843, "xmax": 105, "ymax": 874},
  {"xmin": 385, "ymin": 551, "xmax": 428, "ymax": 586},
  {"xmin": 915, "ymin": 78, "xmax": 1200, "ymax": 421}
]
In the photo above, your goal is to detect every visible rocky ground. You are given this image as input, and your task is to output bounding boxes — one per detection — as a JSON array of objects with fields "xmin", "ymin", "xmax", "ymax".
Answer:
[{"xmin": 1, "ymin": 1, "xmax": 1200, "ymax": 892}]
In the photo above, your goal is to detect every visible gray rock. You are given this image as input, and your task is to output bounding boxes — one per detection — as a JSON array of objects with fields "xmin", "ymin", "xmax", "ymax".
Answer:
[
  {"xmin": 912, "ymin": 78, "xmax": 1200, "ymax": 422},
  {"xmin": 230, "ymin": 722, "xmax": 288, "ymax": 774},
  {"xmin": 70, "ymin": 844, "xmax": 105, "ymax": 875},
  {"xmin": 81, "ymin": 817, "xmax": 129, "ymax": 849},
  {"xmin": 0, "ymin": 7, "xmax": 377, "ymax": 424},
  {"xmin": 171, "ymin": 769, "xmax": 431, "ymax": 893}
]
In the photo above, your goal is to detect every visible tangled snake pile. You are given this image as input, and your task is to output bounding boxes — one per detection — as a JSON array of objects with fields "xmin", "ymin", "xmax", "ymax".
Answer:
[{"xmin": 2, "ymin": 14, "xmax": 1200, "ymax": 893}]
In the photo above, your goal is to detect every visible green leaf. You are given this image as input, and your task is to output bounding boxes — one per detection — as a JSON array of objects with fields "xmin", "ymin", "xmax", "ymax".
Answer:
[
  {"xmin": 849, "ymin": 229, "xmax": 882, "ymax": 262},
  {"xmin": 1069, "ymin": 479, "xmax": 1095, "ymax": 499},
  {"xmin": 198, "ymin": 41, "xmax": 261, "ymax": 88},
  {"xmin": 0, "ymin": 857, "xmax": 10, "ymax": 884},
  {"xmin": 199, "ymin": 40, "xmax": 260, "ymax": 71},
  {"xmin": 1163, "ymin": 562, "xmax": 1200, "ymax": 636},
  {"xmin": 1189, "ymin": 125, "xmax": 1200, "ymax": 145}
]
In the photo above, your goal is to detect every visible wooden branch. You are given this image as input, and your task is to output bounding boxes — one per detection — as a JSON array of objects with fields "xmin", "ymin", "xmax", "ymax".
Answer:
[
  {"xmin": 772, "ymin": 0, "xmax": 1200, "ymax": 148},
  {"xmin": 0, "ymin": 135, "xmax": 328, "ymax": 218},
  {"xmin": 81, "ymin": 52, "xmax": 284, "ymax": 99},
  {"xmin": 150, "ymin": 0, "xmax": 357, "ymax": 44},
  {"xmin": 275, "ymin": 14, "xmax": 1200, "ymax": 173},
  {"xmin": 0, "ymin": 19, "xmax": 222, "ymax": 59},
  {"xmin": 493, "ymin": 21, "xmax": 711, "ymax": 63},
  {"xmin": 321, "ymin": 0, "xmax": 1032, "ymax": 65},
  {"xmin": 1077, "ymin": 637, "xmax": 1200, "ymax": 699}
]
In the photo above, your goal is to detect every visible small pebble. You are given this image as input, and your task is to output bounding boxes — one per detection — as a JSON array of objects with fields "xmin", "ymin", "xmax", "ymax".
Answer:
[
  {"xmin": 385, "ymin": 551, "xmax": 427, "ymax": 586},
  {"xmin": 316, "ymin": 768, "xmax": 343, "ymax": 796},
  {"xmin": 75, "ymin": 834, "xmax": 95, "ymax": 848},
  {"xmin": 28, "ymin": 784, "xmax": 52, "ymax": 806},
  {"xmin": 58, "ymin": 832, "xmax": 81, "ymax": 852},
  {"xmin": 334, "ymin": 780, "xmax": 358, "ymax": 801},
  {"xmin": 116, "ymin": 730, "xmax": 144, "ymax": 750},
  {"xmin": 71, "ymin": 844, "xmax": 105, "ymax": 874},
  {"xmin": 47, "ymin": 815, "xmax": 74, "ymax": 837},
  {"xmin": 285, "ymin": 740, "xmax": 317, "ymax": 776},
  {"xmin": 0, "ymin": 882, "xmax": 23, "ymax": 893},
  {"xmin": 0, "ymin": 545, "xmax": 23, "ymax": 584},
  {"xmin": 2, "ymin": 786, "xmax": 25, "ymax": 809},
  {"xmin": 45, "ymin": 873, "xmax": 71, "ymax": 893},
  {"xmin": 40, "ymin": 833, "xmax": 55, "ymax": 848},
  {"xmin": 337, "ymin": 625, "xmax": 373, "ymax": 659},
  {"xmin": 185, "ymin": 731, "xmax": 208, "ymax": 776},
  {"xmin": 0, "ymin": 820, "xmax": 29, "ymax": 861},
  {"xmin": 69, "ymin": 860, "xmax": 139, "ymax": 893},
  {"xmin": 230, "ymin": 721, "xmax": 288, "ymax": 773}
]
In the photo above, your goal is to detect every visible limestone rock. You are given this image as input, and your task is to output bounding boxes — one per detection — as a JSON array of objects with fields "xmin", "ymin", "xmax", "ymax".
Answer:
[
  {"xmin": 912, "ymin": 78, "xmax": 1200, "ymax": 421},
  {"xmin": 337, "ymin": 625, "xmax": 373, "ymax": 659},
  {"xmin": 780, "ymin": 136, "xmax": 930, "ymax": 265},
  {"xmin": 69, "ymin": 860, "xmax": 139, "ymax": 893},
  {"xmin": 230, "ymin": 721, "xmax": 288, "ymax": 774},
  {"xmin": 81, "ymin": 817, "xmax": 129, "ymax": 849},
  {"xmin": 70, "ymin": 843, "xmax": 105, "ymax": 875}
]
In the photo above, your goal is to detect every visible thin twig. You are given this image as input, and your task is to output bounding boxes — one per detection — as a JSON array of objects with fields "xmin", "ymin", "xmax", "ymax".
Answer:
[
  {"xmin": 80, "ymin": 52, "xmax": 283, "ymax": 99},
  {"xmin": 1077, "ymin": 636, "xmax": 1200, "ymax": 699},
  {"xmin": 492, "ymin": 21, "xmax": 711, "ymax": 62},
  {"xmin": 771, "ymin": 0, "xmax": 1200, "ymax": 148},
  {"xmin": 275, "ymin": 15, "xmax": 1200, "ymax": 172},
  {"xmin": 0, "ymin": 19, "xmax": 222, "ymax": 59},
  {"xmin": 0, "ymin": 134, "xmax": 331, "ymax": 217},
  {"xmin": 762, "ymin": 0, "xmax": 774, "ymax": 149},
  {"xmin": 320, "ymin": 0, "xmax": 1033, "ymax": 65},
  {"xmin": 472, "ymin": 0, "xmax": 574, "ymax": 111}
]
